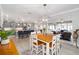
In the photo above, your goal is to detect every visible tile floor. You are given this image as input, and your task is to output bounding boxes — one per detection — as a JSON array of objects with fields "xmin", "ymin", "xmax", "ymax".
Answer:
[
  {"xmin": 12, "ymin": 37, "xmax": 31, "ymax": 55},
  {"xmin": 59, "ymin": 40, "xmax": 79, "ymax": 55},
  {"xmin": 12, "ymin": 36, "xmax": 79, "ymax": 55}
]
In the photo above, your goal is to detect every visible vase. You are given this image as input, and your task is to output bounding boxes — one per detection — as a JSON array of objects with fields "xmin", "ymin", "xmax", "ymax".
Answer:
[{"xmin": 1, "ymin": 39, "xmax": 10, "ymax": 45}]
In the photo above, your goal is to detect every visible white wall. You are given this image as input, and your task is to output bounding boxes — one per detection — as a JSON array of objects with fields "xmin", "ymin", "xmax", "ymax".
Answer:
[{"xmin": 51, "ymin": 9, "xmax": 79, "ymax": 31}]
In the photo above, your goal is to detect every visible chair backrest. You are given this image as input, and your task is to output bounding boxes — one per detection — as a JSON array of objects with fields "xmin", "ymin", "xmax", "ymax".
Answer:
[
  {"xmin": 31, "ymin": 32, "xmax": 37, "ymax": 43},
  {"xmin": 36, "ymin": 31, "xmax": 41, "ymax": 34},
  {"xmin": 31, "ymin": 32, "xmax": 36, "ymax": 35}
]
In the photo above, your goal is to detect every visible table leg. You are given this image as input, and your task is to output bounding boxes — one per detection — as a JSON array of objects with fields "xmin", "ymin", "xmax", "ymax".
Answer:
[{"xmin": 46, "ymin": 43, "xmax": 49, "ymax": 55}]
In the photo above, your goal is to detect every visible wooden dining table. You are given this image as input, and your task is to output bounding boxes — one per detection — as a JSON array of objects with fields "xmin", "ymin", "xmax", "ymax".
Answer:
[{"xmin": 36, "ymin": 33, "xmax": 53, "ymax": 55}]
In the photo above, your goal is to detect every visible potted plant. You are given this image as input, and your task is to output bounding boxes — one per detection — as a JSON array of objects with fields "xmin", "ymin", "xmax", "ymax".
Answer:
[
  {"xmin": 1, "ymin": 30, "xmax": 10, "ymax": 45},
  {"xmin": 0, "ymin": 30, "xmax": 2, "ymax": 43},
  {"xmin": 5, "ymin": 29, "xmax": 15, "ymax": 39}
]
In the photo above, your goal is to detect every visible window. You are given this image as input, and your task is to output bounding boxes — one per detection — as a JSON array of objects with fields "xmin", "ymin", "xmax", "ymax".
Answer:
[
  {"xmin": 68, "ymin": 23, "xmax": 72, "ymax": 31},
  {"xmin": 56, "ymin": 22, "xmax": 72, "ymax": 31},
  {"xmin": 49, "ymin": 25, "xmax": 55, "ymax": 31}
]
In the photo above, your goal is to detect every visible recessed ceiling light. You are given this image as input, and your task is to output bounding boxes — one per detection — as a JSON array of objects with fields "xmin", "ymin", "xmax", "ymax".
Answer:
[{"xmin": 43, "ymin": 4, "xmax": 47, "ymax": 7}]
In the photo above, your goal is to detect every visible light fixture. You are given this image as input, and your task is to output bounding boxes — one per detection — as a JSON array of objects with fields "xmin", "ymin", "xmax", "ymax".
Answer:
[
  {"xmin": 18, "ymin": 23, "xmax": 20, "ymax": 26},
  {"xmin": 22, "ymin": 18, "xmax": 24, "ymax": 22},
  {"xmin": 60, "ymin": 18, "xmax": 64, "ymax": 22},
  {"xmin": 43, "ymin": 4, "xmax": 47, "ymax": 7},
  {"xmin": 42, "ymin": 19, "xmax": 48, "ymax": 22},
  {"xmin": 24, "ymin": 24, "xmax": 26, "ymax": 26},
  {"xmin": 42, "ymin": 4, "xmax": 48, "ymax": 21},
  {"xmin": 42, "ymin": 19, "xmax": 44, "ymax": 21}
]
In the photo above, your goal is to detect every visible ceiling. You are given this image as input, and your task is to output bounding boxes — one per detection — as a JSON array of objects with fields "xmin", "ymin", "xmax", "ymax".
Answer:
[{"xmin": 0, "ymin": 4, "xmax": 79, "ymax": 23}]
